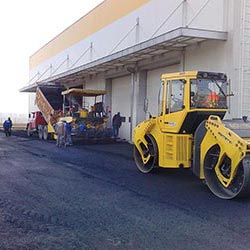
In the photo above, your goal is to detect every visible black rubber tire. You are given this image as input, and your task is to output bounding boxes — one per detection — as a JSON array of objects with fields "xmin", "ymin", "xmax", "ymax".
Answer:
[
  {"xmin": 204, "ymin": 145, "xmax": 250, "ymax": 199},
  {"xmin": 38, "ymin": 126, "xmax": 43, "ymax": 140},
  {"xmin": 43, "ymin": 126, "xmax": 49, "ymax": 140},
  {"xmin": 27, "ymin": 125, "xmax": 32, "ymax": 137},
  {"xmin": 134, "ymin": 135, "xmax": 158, "ymax": 174}
]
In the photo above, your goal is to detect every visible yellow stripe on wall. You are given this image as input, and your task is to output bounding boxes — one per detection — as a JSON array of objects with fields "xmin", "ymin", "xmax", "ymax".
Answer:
[{"xmin": 30, "ymin": 0, "xmax": 151, "ymax": 70}]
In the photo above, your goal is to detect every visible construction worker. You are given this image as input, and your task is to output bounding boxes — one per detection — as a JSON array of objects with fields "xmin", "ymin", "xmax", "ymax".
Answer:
[
  {"xmin": 3, "ymin": 117, "xmax": 13, "ymax": 137},
  {"xmin": 65, "ymin": 121, "xmax": 73, "ymax": 146},
  {"xmin": 112, "ymin": 112, "xmax": 122, "ymax": 139},
  {"xmin": 55, "ymin": 119, "xmax": 65, "ymax": 147},
  {"xmin": 204, "ymin": 91, "xmax": 220, "ymax": 107}
]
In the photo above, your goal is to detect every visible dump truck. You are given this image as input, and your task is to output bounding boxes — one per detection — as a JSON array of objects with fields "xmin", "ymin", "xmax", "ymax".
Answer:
[
  {"xmin": 133, "ymin": 71, "xmax": 250, "ymax": 199},
  {"xmin": 26, "ymin": 111, "xmax": 47, "ymax": 139},
  {"xmin": 34, "ymin": 85, "xmax": 63, "ymax": 139},
  {"xmin": 61, "ymin": 88, "xmax": 112, "ymax": 141}
]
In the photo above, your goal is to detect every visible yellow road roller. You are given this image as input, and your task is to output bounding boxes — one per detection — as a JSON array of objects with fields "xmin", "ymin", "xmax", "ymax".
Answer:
[{"xmin": 133, "ymin": 71, "xmax": 250, "ymax": 199}]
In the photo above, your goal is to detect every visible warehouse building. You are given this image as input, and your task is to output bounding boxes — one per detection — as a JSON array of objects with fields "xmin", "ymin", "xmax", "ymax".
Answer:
[{"xmin": 21, "ymin": 0, "xmax": 250, "ymax": 141}]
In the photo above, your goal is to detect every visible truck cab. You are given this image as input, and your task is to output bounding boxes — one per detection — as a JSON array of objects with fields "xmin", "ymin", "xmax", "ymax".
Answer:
[{"xmin": 27, "ymin": 111, "xmax": 46, "ymax": 138}]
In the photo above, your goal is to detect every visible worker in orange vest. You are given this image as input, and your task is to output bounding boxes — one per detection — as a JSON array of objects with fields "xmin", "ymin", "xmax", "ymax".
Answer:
[{"xmin": 204, "ymin": 92, "xmax": 219, "ymax": 107}]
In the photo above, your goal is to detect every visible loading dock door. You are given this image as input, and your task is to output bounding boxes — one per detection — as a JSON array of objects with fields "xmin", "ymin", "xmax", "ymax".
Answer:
[{"xmin": 112, "ymin": 75, "xmax": 131, "ymax": 141}]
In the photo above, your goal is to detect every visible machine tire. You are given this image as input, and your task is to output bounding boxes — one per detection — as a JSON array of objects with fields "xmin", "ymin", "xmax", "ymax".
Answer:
[
  {"xmin": 204, "ymin": 145, "xmax": 250, "ymax": 199},
  {"xmin": 43, "ymin": 125, "xmax": 49, "ymax": 140},
  {"xmin": 134, "ymin": 134, "xmax": 158, "ymax": 174},
  {"xmin": 38, "ymin": 126, "xmax": 43, "ymax": 140},
  {"xmin": 193, "ymin": 120, "xmax": 207, "ymax": 177},
  {"xmin": 27, "ymin": 125, "xmax": 32, "ymax": 137}
]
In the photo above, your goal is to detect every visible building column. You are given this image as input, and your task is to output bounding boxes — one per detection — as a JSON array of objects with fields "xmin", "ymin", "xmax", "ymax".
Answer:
[
  {"xmin": 180, "ymin": 49, "xmax": 186, "ymax": 71},
  {"xmin": 105, "ymin": 78, "xmax": 112, "ymax": 127},
  {"xmin": 130, "ymin": 70, "xmax": 147, "ymax": 142}
]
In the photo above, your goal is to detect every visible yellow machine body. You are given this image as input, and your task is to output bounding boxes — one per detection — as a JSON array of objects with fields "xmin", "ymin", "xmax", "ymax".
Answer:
[
  {"xmin": 133, "ymin": 71, "xmax": 250, "ymax": 199},
  {"xmin": 134, "ymin": 119, "xmax": 192, "ymax": 168},
  {"xmin": 61, "ymin": 88, "xmax": 112, "ymax": 140}
]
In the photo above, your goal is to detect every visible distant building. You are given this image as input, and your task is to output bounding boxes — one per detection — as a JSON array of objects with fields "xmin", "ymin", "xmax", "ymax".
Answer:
[{"xmin": 20, "ymin": 0, "xmax": 250, "ymax": 141}]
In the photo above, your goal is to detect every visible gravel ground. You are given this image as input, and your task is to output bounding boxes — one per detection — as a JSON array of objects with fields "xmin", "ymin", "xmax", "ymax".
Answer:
[{"xmin": 0, "ymin": 130, "xmax": 250, "ymax": 250}]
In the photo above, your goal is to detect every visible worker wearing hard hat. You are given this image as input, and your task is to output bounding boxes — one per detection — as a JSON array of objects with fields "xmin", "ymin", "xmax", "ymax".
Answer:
[{"xmin": 55, "ymin": 119, "xmax": 65, "ymax": 147}]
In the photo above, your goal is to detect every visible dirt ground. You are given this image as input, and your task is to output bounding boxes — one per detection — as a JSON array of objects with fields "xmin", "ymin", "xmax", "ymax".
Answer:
[{"xmin": 0, "ymin": 130, "xmax": 250, "ymax": 250}]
